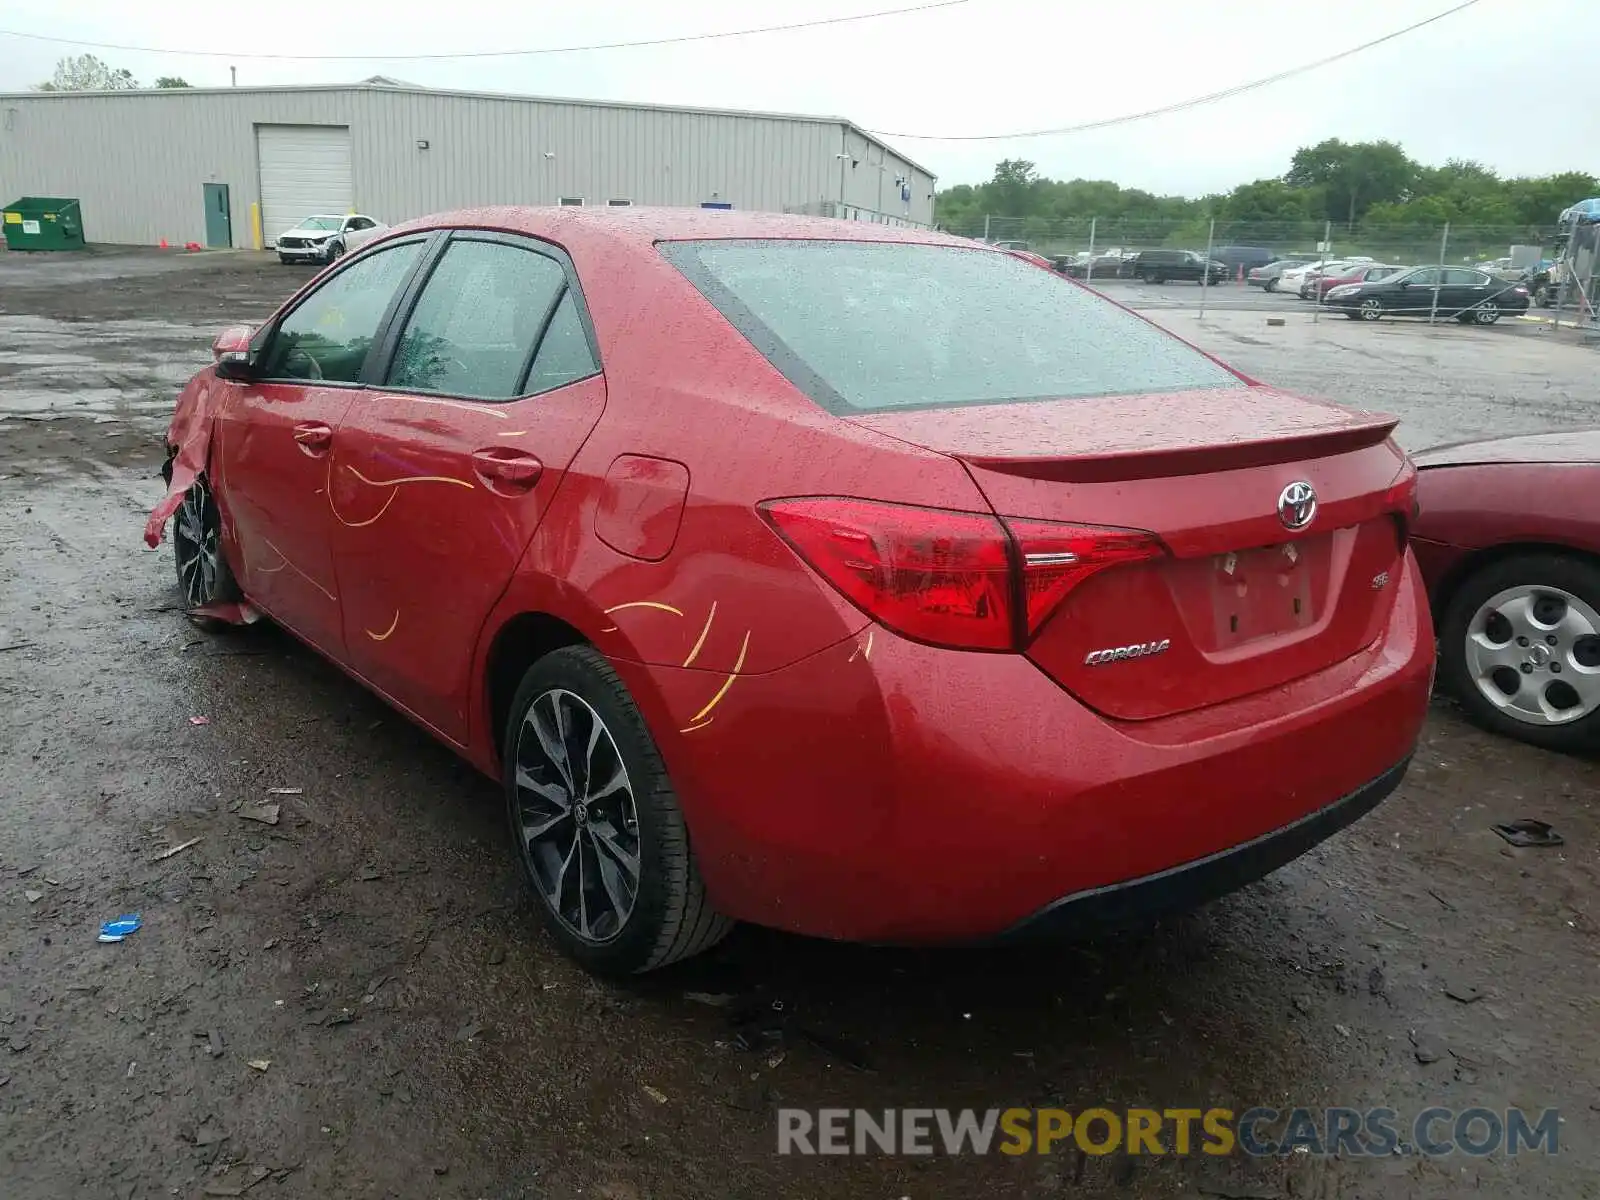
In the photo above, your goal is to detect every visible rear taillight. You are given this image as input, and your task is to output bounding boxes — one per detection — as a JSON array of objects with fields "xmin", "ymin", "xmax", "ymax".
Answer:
[
  {"xmin": 1005, "ymin": 518, "xmax": 1165, "ymax": 637},
  {"xmin": 760, "ymin": 497, "xmax": 1163, "ymax": 651},
  {"xmin": 1382, "ymin": 464, "xmax": 1420, "ymax": 547}
]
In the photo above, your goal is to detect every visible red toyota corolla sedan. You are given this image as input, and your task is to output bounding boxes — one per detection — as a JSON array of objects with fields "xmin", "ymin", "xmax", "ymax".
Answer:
[
  {"xmin": 1410, "ymin": 429, "xmax": 1600, "ymax": 753},
  {"xmin": 145, "ymin": 208, "xmax": 1434, "ymax": 975}
]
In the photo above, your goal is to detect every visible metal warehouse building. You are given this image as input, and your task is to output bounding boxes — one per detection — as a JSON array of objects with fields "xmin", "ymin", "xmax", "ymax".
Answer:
[{"xmin": 0, "ymin": 79, "xmax": 936, "ymax": 248}]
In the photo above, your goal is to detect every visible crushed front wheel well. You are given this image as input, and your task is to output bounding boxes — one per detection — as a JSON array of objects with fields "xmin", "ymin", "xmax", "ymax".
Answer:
[{"xmin": 485, "ymin": 613, "xmax": 588, "ymax": 766}]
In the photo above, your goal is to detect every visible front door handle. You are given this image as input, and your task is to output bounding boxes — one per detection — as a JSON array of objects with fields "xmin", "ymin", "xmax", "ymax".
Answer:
[
  {"xmin": 471, "ymin": 447, "xmax": 543, "ymax": 494},
  {"xmin": 293, "ymin": 421, "xmax": 334, "ymax": 456}
]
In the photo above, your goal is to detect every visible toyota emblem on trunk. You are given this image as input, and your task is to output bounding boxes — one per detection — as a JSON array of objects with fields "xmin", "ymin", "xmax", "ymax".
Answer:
[{"xmin": 1277, "ymin": 481, "xmax": 1317, "ymax": 530}]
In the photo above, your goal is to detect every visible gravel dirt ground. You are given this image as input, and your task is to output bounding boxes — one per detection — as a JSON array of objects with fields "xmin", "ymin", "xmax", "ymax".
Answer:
[{"xmin": 2, "ymin": 248, "xmax": 1598, "ymax": 1200}]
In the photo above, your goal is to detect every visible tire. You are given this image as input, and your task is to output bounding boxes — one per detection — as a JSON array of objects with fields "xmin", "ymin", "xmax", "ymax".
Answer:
[
  {"xmin": 1438, "ymin": 553, "xmax": 1600, "ymax": 754},
  {"xmin": 172, "ymin": 474, "xmax": 240, "ymax": 610},
  {"xmin": 1474, "ymin": 301, "xmax": 1501, "ymax": 325},
  {"xmin": 326, "ymin": 240, "xmax": 345, "ymax": 264},
  {"xmin": 1264, "ymin": 278, "xmax": 1278, "ymax": 293},
  {"xmin": 503, "ymin": 645, "xmax": 733, "ymax": 975},
  {"xmin": 1151, "ymin": 273, "xmax": 1165, "ymax": 285},
  {"xmin": 278, "ymin": 255, "xmax": 291, "ymax": 265},
  {"xmin": 1358, "ymin": 298, "xmax": 1384, "ymax": 322}
]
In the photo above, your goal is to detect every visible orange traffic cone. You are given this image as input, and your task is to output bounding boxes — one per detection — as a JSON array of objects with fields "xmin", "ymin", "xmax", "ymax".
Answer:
[
  {"xmin": 1237, "ymin": 265, "xmax": 1244, "ymax": 284},
  {"xmin": 184, "ymin": 241, "xmax": 202, "ymax": 251},
  {"xmin": 158, "ymin": 238, "xmax": 169, "ymax": 249}
]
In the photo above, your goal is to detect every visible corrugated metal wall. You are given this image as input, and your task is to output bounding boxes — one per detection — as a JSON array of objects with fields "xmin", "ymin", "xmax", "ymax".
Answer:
[
  {"xmin": 0, "ymin": 87, "xmax": 936, "ymax": 247},
  {"xmin": 837, "ymin": 126, "xmax": 935, "ymax": 226}
]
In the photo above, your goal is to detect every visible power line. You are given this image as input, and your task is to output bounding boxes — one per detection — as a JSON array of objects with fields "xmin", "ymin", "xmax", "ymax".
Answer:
[
  {"xmin": 0, "ymin": 0, "xmax": 968, "ymax": 61},
  {"xmin": 866, "ymin": 0, "xmax": 1487, "ymax": 140}
]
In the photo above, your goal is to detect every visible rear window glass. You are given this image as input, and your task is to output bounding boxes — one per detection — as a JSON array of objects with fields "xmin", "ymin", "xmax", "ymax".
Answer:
[{"xmin": 658, "ymin": 239, "xmax": 1242, "ymax": 413}]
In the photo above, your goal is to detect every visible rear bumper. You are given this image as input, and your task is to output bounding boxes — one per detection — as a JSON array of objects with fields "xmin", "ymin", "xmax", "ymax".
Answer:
[
  {"xmin": 1000, "ymin": 756, "xmax": 1410, "ymax": 941},
  {"xmin": 613, "ymin": 552, "xmax": 1433, "ymax": 944}
]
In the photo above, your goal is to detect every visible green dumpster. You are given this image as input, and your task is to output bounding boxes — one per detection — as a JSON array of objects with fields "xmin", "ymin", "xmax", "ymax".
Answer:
[{"xmin": 2, "ymin": 197, "xmax": 87, "ymax": 251}]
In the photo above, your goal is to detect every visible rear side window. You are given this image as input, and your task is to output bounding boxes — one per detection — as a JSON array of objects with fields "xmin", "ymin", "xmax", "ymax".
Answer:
[
  {"xmin": 525, "ymin": 291, "xmax": 599, "ymax": 393},
  {"xmin": 388, "ymin": 240, "xmax": 567, "ymax": 399},
  {"xmin": 659, "ymin": 239, "xmax": 1242, "ymax": 413}
]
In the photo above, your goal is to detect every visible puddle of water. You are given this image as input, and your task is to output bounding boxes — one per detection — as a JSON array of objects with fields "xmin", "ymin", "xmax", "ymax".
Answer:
[{"xmin": 0, "ymin": 313, "xmax": 208, "ymax": 418}]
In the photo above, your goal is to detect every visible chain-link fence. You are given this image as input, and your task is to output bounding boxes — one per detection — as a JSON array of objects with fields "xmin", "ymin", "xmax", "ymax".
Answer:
[
  {"xmin": 945, "ymin": 215, "xmax": 1553, "ymax": 266},
  {"xmin": 936, "ymin": 215, "xmax": 1598, "ymax": 327}
]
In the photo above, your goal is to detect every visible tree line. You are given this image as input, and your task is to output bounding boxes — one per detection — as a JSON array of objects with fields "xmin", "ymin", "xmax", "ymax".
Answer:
[
  {"xmin": 33, "ymin": 55, "xmax": 189, "ymax": 91},
  {"xmin": 936, "ymin": 141, "xmax": 1597, "ymax": 238}
]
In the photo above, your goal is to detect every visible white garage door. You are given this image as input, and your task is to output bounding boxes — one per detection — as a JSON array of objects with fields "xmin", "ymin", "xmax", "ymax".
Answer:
[{"xmin": 256, "ymin": 124, "xmax": 354, "ymax": 243}]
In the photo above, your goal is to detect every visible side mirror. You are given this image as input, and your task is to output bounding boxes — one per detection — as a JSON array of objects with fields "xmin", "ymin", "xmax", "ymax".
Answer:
[
  {"xmin": 212, "ymin": 324, "xmax": 256, "ymax": 381},
  {"xmin": 1397, "ymin": 279, "xmax": 1411, "ymax": 288}
]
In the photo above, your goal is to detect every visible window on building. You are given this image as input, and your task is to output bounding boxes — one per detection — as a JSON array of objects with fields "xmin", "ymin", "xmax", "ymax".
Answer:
[
  {"xmin": 559, "ymin": 197, "xmax": 584, "ymax": 207},
  {"xmin": 607, "ymin": 199, "xmax": 632, "ymax": 207}
]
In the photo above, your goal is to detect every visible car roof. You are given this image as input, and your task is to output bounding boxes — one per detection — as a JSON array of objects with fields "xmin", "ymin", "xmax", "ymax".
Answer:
[{"xmin": 383, "ymin": 206, "xmax": 968, "ymax": 252}]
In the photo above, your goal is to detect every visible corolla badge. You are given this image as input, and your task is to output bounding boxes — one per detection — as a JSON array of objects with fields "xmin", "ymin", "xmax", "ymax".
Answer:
[
  {"xmin": 1084, "ymin": 639, "xmax": 1171, "ymax": 666},
  {"xmin": 1277, "ymin": 481, "xmax": 1317, "ymax": 530}
]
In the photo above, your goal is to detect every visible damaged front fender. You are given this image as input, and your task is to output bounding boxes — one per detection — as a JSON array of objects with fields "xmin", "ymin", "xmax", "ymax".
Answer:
[{"xmin": 144, "ymin": 371, "xmax": 221, "ymax": 550}]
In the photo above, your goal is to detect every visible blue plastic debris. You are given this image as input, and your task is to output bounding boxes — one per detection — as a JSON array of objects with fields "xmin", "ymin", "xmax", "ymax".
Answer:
[{"xmin": 98, "ymin": 914, "xmax": 142, "ymax": 943}]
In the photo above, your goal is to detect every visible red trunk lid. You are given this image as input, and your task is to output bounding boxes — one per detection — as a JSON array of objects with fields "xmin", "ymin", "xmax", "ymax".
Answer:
[{"xmin": 850, "ymin": 387, "xmax": 1412, "ymax": 720}]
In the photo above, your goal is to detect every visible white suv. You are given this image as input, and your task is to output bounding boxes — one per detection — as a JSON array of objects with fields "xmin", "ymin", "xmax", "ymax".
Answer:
[{"xmin": 275, "ymin": 214, "xmax": 388, "ymax": 265}]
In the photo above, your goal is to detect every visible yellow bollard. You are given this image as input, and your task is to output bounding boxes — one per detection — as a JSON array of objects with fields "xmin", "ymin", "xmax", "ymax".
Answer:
[{"xmin": 250, "ymin": 202, "xmax": 263, "ymax": 251}]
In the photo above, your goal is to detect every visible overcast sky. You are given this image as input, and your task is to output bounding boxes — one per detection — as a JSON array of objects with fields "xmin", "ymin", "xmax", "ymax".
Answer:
[{"xmin": 0, "ymin": 0, "xmax": 1593, "ymax": 195}]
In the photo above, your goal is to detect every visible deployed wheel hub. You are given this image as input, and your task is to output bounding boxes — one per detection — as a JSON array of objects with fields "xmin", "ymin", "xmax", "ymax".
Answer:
[{"xmin": 1466, "ymin": 585, "xmax": 1600, "ymax": 725}]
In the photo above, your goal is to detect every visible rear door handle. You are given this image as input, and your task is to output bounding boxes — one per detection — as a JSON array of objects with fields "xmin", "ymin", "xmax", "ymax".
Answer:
[
  {"xmin": 471, "ymin": 447, "xmax": 544, "ymax": 494},
  {"xmin": 293, "ymin": 421, "xmax": 334, "ymax": 456}
]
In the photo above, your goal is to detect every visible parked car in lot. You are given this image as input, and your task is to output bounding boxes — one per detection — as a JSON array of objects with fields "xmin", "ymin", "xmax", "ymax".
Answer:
[
  {"xmin": 1323, "ymin": 267, "xmax": 1531, "ymax": 324},
  {"xmin": 147, "ymin": 209, "xmax": 1433, "ymax": 975},
  {"xmin": 1296, "ymin": 261, "xmax": 1366, "ymax": 299},
  {"xmin": 1057, "ymin": 250, "xmax": 1131, "ymax": 279},
  {"xmin": 1213, "ymin": 245, "xmax": 1278, "ymax": 278},
  {"xmin": 1129, "ymin": 248, "xmax": 1229, "ymax": 284},
  {"xmin": 1308, "ymin": 263, "xmax": 1404, "ymax": 300},
  {"xmin": 1282, "ymin": 258, "xmax": 1372, "ymax": 297},
  {"xmin": 1411, "ymin": 429, "xmax": 1600, "ymax": 752},
  {"xmin": 276, "ymin": 213, "xmax": 388, "ymax": 265},
  {"xmin": 1006, "ymin": 248, "xmax": 1056, "ymax": 270},
  {"xmin": 1248, "ymin": 258, "xmax": 1319, "ymax": 292}
]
